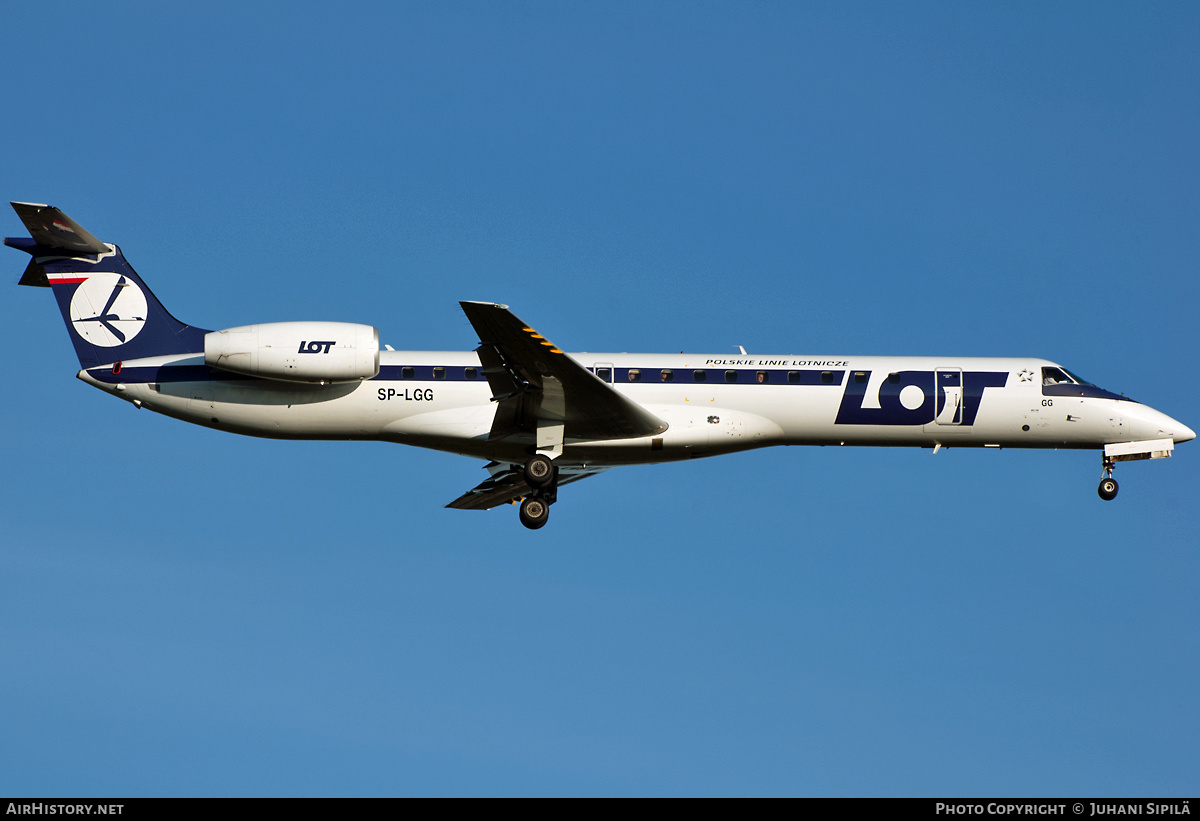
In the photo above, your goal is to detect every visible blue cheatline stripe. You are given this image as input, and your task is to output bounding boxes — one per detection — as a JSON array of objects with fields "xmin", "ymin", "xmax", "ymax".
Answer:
[
  {"xmin": 87, "ymin": 363, "xmax": 850, "ymax": 386},
  {"xmin": 601, "ymin": 367, "xmax": 846, "ymax": 386}
]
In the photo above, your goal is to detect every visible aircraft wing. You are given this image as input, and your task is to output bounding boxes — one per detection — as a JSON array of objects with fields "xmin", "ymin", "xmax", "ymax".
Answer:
[
  {"xmin": 460, "ymin": 301, "xmax": 668, "ymax": 442},
  {"xmin": 446, "ymin": 462, "xmax": 611, "ymax": 510}
]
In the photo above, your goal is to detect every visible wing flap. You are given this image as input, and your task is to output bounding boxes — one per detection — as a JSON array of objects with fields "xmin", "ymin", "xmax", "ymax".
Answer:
[{"xmin": 446, "ymin": 462, "xmax": 610, "ymax": 510}]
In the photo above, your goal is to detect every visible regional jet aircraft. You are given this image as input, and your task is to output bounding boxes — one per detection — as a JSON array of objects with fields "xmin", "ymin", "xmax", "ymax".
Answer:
[{"xmin": 8, "ymin": 203, "xmax": 1193, "ymax": 529}]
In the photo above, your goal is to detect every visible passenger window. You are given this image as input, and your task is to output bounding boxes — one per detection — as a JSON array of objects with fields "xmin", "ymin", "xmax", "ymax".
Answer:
[
  {"xmin": 693, "ymin": 370, "xmax": 707, "ymax": 383},
  {"xmin": 887, "ymin": 373, "xmax": 900, "ymax": 384},
  {"xmin": 596, "ymin": 368, "xmax": 612, "ymax": 382},
  {"xmin": 725, "ymin": 370, "xmax": 737, "ymax": 383},
  {"xmin": 660, "ymin": 369, "xmax": 674, "ymax": 382},
  {"xmin": 821, "ymin": 371, "xmax": 833, "ymax": 384},
  {"xmin": 756, "ymin": 371, "xmax": 768, "ymax": 383},
  {"xmin": 628, "ymin": 369, "xmax": 641, "ymax": 382},
  {"xmin": 854, "ymin": 372, "xmax": 868, "ymax": 385},
  {"xmin": 433, "ymin": 367, "xmax": 446, "ymax": 380},
  {"xmin": 788, "ymin": 371, "xmax": 801, "ymax": 384},
  {"xmin": 401, "ymin": 366, "xmax": 415, "ymax": 379},
  {"xmin": 464, "ymin": 367, "xmax": 478, "ymax": 380}
]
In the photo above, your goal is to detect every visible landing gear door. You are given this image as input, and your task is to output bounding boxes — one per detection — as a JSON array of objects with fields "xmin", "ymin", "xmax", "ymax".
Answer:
[{"xmin": 935, "ymin": 368, "xmax": 963, "ymax": 425}]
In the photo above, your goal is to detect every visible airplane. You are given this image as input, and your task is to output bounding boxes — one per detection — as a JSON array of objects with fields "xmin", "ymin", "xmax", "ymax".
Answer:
[{"xmin": 8, "ymin": 202, "xmax": 1194, "ymax": 529}]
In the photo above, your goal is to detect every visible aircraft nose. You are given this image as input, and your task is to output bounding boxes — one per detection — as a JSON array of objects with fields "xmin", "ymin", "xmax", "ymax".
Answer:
[
  {"xmin": 1120, "ymin": 402, "xmax": 1194, "ymax": 444},
  {"xmin": 1147, "ymin": 406, "xmax": 1194, "ymax": 444}
]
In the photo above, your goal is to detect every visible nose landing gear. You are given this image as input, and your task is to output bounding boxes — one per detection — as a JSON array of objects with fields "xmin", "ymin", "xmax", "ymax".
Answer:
[
  {"xmin": 518, "ymin": 454, "xmax": 559, "ymax": 529},
  {"xmin": 1095, "ymin": 439, "xmax": 1178, "ymax": 501},
  {"xmin": 1098, "ymin": 455, "xmax": 1119, "ymax": 501}
]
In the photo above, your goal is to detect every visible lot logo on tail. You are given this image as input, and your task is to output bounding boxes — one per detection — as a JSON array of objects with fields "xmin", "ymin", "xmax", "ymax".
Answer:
[{"xmin": 68, "ymin": 273, "xmax": 148, "ymax": 347}]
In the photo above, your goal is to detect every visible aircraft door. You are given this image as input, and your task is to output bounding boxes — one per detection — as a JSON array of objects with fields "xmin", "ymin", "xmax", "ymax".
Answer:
[{"xmin": 934, "ymin": 368, "xmax": 963, "ymax": 425}]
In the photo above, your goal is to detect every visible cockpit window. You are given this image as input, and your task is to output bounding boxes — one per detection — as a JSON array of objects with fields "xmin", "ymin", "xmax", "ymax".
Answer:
[
  {"xmin": 1041, "ymin": 367, "xmax": 1073, "ymax": 386},
  {"xmin": 1041, "ymin": 365, "xmax": 1125, "ymax": 401},
  {"xmin": 1062, "ymin": 368, "xmax": 1096, "ymax": 387}
]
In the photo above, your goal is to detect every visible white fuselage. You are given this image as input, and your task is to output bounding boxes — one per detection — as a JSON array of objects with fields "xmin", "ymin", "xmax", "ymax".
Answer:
[{"xmin": 78, "ymin": 351, "xmax": 1195, "ymax": 468}]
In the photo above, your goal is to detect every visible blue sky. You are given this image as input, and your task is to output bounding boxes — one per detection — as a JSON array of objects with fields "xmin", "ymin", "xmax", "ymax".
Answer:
[{"xmin": 1, "ymin": 2, "xmax": 1197, "ymax": 796}]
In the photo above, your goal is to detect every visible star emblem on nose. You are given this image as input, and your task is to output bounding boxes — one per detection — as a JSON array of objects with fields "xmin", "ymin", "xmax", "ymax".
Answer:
[{"xmin": 1018, "ymin": 369, "xmax": 1034, "ymax": 382}]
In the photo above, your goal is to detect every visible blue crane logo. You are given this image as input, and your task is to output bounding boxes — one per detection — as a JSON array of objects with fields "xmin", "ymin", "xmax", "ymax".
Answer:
[{"xmin": 68, "ymin": 273, "xmax": 148, "ymax": 347}]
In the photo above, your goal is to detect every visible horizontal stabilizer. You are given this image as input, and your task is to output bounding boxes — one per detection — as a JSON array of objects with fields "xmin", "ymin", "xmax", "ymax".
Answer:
[
  {"xmin": 17, "ymin": 257, "xmax": 48, "ymax": 287},
  {"xmin": 9, "ymin": 202, "xmax": 108, "ymax": 254}
]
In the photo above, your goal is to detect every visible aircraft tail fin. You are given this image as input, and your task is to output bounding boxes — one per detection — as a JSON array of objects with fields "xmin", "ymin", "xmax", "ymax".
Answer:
[{"xmin": 6, "ymin": 202, "xmax": 208, "ymax": 368}]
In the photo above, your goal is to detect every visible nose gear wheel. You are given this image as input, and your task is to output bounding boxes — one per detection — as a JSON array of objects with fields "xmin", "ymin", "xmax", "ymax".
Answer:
[{"xmin": 1097, "ymin": 455, "xmax": 1119, "ymax": 501}]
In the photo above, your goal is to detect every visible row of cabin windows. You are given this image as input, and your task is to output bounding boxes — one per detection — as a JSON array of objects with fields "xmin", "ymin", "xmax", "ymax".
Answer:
[
  {"xmin": 594, "ymin": 368, "xmax": 842, "ymax": 385},
  {"xmin": 391, "ymin": 368, "xmax": 889, "ymax": 386},
  {"xmin": 399, "ymin": 367, "xmax": 479, "ymax": 380}
]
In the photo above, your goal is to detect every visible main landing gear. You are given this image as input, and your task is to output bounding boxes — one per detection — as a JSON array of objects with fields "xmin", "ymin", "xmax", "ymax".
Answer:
[
  {"xmin": 519, "ymin": 454, "xmax": 558, "ymax": 530},
  {"xmin": 1098, "ymin": 454, "xmax": 1119, "ymax": 501},
  {"xmin": 519, "ymin": 496, "xmax": 550, "ymax": 529}
]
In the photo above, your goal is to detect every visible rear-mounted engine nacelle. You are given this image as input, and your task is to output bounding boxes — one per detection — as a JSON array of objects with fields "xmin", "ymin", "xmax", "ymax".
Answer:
[{"xmin": 204, "ymin": 321, "xmax": 380, "ymax": 383}]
